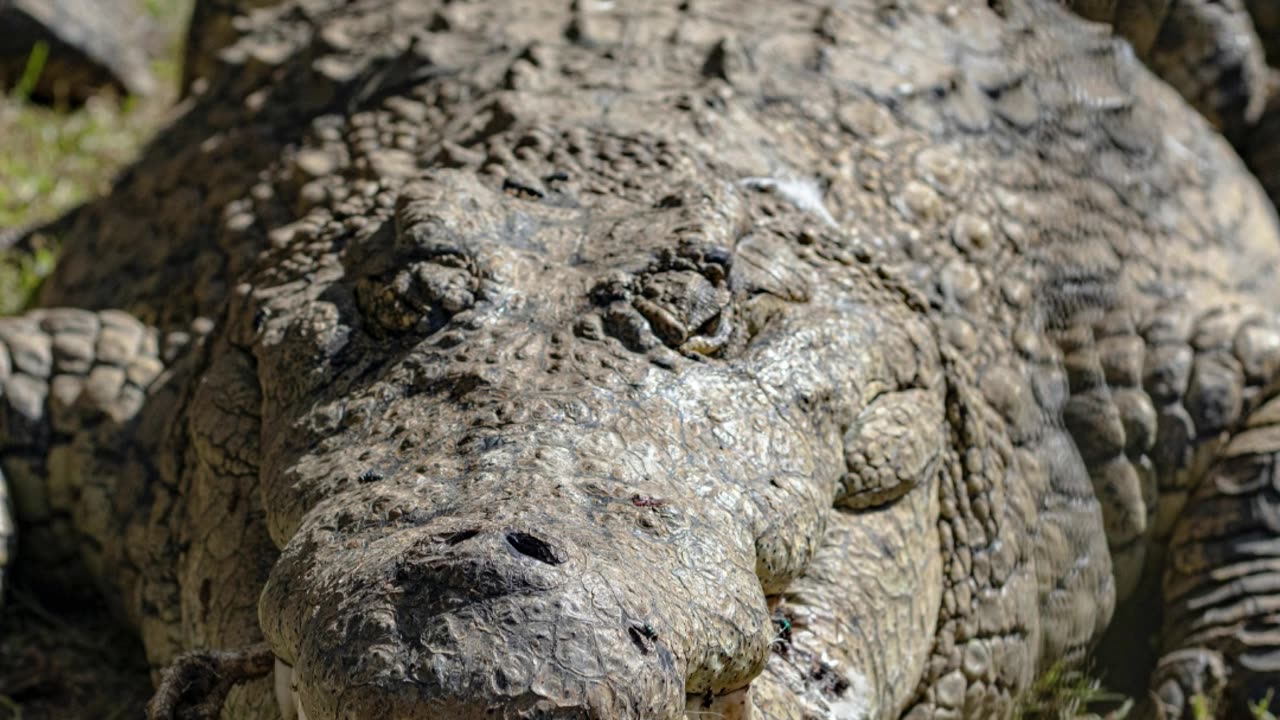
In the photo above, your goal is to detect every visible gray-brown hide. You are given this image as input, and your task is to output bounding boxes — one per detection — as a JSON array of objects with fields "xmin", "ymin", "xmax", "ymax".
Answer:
[
  {"xmin": 5, "ymin": 0, "xmax": 1280, "ymax": 719},
  {"xmin": 1065, "ymin": 0, "xmax": 1280, "ymax": 211}
]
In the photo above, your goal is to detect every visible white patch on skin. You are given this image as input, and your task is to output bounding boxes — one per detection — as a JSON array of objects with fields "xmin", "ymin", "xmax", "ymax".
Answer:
[
  {"xmin": 275, "ymin": 659, "xmax": 310, "ymax": 720},
  {"xmin": 740, "ymin": 176, "xmax": 838, "ymax": 227},
  {"xmin": 1164, "ymin": 133, "xmax": 1193, "ymax": 163},
  {"xmin": 825, "ymin": 670, "xmax": 874, "ymax": 720},
  {"xmin": 274, "ymin": 659, "xmax": 297, "ymax": 720}
]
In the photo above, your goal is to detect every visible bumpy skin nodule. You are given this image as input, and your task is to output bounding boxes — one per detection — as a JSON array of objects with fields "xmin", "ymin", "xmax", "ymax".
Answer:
[
  {"xmin": 1067, "ymin": 0, "xmax": 1280, "ymax": 214},
  {"xmin": 8, "ymin": 0, "xmax": 1280, "ymax": 718}
]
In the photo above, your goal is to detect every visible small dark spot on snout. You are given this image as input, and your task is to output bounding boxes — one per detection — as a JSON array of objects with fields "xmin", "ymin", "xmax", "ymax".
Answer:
[
  {"xmin": 628, "ymin": 622, "xmax": 658, "ymax": 653},
  {"xmin": 505, "ymin": 531, "xmax": 564, "ymax": 565},
  {"xmin": 630, "ymin": 494, "xmax": 667, "ymax": 508}
]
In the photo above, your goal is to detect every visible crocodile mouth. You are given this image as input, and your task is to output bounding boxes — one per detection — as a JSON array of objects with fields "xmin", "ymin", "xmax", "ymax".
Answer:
[
  {"xmin": 272, "ymin": 654, "xmax": 753, "ymax": 720},
  {"xmin": 260, "ymin": 517, "xmax": 754, "ymax": 716}
]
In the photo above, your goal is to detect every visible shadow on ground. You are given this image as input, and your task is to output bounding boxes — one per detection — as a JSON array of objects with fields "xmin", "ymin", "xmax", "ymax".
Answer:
[{"xmin": 0, "ymin": 579, "xmax": 150, "ymax": 719}]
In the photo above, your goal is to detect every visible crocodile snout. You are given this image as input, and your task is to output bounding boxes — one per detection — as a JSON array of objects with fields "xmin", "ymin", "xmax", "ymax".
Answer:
[{"xmin": 259, "ymin": 484, "xmax": 773, "ymax": 719}]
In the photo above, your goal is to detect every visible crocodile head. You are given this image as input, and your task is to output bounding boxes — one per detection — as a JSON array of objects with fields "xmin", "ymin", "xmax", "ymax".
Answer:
[
  {"xmin": 230, "ymin": 0, "xmax": 1163, "ymax": 713},
  {"xmin": 249, "ymin": 164, "xmax": 953, "ymax": 718}
]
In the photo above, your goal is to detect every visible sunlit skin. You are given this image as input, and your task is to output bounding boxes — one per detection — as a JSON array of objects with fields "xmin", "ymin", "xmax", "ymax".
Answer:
[{"xmin": 3, "ymin": 1, "xmax": 1280, "ymax": 719}]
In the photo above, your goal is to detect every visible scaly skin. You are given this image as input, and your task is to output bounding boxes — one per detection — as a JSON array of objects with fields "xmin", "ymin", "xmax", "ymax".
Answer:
[
  {"xmin": 7, "ymin": 0, "xmax": 1280, "ymax": 718},
  {"xmin": 1066, "ymin": 0, "xmax": 1280, "ymax": 210}
]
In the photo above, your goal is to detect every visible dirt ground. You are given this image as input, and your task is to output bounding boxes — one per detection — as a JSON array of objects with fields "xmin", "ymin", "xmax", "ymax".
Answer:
[{"xmin": 0, "ymin": 578, "xmax": 151, "ymax": 719}]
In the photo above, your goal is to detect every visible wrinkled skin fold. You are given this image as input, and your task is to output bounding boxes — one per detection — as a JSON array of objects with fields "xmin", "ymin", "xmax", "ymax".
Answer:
[{"xmin": 5, "ymin": 0, "xmax": 1280, "ymax": 719}]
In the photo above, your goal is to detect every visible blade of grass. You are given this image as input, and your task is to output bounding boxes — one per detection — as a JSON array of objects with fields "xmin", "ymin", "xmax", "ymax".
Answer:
[
  {"xmin": 13, "ymin": 42, "xmax": 49, "ymax": 102},
  {"xmin": 0, "ymin": 693, "xmax": 22, "ymax": 720}
]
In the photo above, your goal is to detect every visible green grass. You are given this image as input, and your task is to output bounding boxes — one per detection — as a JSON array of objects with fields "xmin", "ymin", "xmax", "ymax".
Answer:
[
  {"xmin": 0, "ymin": 93, "xmax": 158, "ymax": 228},
  {"xmin": 1018, "ymin": 661, "xmax": 1280, "ymax": 720},
  {"xmin": 1250, "ymin": 690, "xmax": 1278, "ymax": 720},
  {"xmin": 0, "ymin": 91, "xmax": 167, "ymax": 310},
  {"xmin": 12, "ymin": 41, "xmax": 50, "ymax": 102},
  {"xmin": 1017, "ymin": 661, "xmax": 1133, "ymax": 720},
  {"xmin": 0, "ymin": 0, "xmax": 192, "ymax": 311}
]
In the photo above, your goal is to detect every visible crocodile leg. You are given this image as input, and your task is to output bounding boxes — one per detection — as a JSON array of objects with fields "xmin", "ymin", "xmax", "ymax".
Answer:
[
  {"xmin": 1065, "ymin": 0, "xmax": 1270, "ymax": 143},
  {"xmin": 1064, "ymin": 0, "xmax": 1280, "ymax": 209},
  {"xmin": 1139, "ymin": 0, "xmax": 1271, "ymax": 143},
  {"xmin": 0, "ymin": 308, "xmax": 171, "ymax": 606},
  {"xmin": 1123, "ymin": 0, "xmax": 1280, "ymax": 212},
  {"xmin": 1237, "ymin": 0, "xmax": 1280, "ymax": 212},
  {"xmin": 1149, "ymin": 321, "xmax": 1280, "ymax": 718},
  {"xmin": 0, "ymin": 307, "xmax": 277, "ymax": 717}
]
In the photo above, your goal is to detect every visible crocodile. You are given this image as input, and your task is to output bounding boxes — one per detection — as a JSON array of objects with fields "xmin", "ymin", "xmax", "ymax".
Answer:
[
  {"xmin": 1061, "ymin": 0, "xmax": 1280, "ymax": 221},
  {"xmin": 5, "ymin": 0, "xmax": 1280, "ymax": 718}
]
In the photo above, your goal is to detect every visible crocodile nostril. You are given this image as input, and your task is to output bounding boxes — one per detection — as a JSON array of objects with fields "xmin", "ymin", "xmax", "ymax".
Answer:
[
  {"xmin": 443, "ymin": 529, "xmax": 480, "ymax": 545},
  {"xmin": 505, "ymin": 531, "xmax": 564, "ymax": 565}
]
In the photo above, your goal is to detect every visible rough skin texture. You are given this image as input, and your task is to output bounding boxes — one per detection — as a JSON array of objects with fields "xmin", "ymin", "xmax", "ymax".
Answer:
[
  {"xmin": 1069, "ymin": 0, "xmax": 1280, "ymax": 210},
  {"xmin": 6, "ymin": 0, "xmax": 1280, "ymax": 718}
]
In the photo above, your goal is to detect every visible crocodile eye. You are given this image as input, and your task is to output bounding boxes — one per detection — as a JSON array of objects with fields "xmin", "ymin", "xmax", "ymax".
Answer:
[
  {"xmin": 592, "ymin": 248, "xmax": 736, "ymax": 358},
  {"xmin": 355, "ymin": 258, "xmax": 479, "ymax": 335},
  {"xmin": 634, "ymin": 269, "xmax": 731, "ymax": 347}
]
